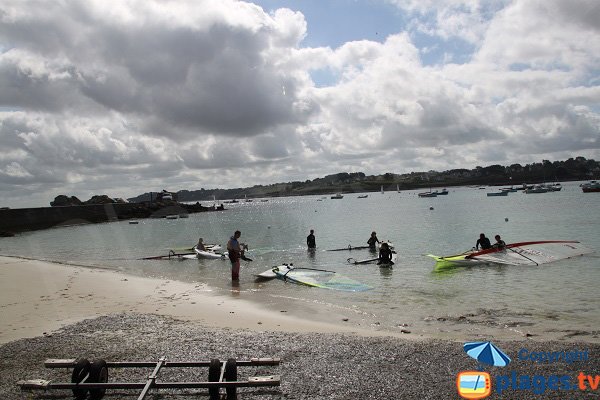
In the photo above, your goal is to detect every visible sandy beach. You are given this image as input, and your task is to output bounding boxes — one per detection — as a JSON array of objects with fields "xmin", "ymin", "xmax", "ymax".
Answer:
[
  {"xmin": 2, "ymin": 255, "xmax": 600, "ymax": 399},
  {"xmin": 0, "ymin": 255, "xmax": 383, "ymax": 345}
]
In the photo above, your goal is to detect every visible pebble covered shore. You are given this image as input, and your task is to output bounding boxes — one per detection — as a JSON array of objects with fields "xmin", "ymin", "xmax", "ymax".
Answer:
[{"xmin": 1, "ymin": 313, "xmax": 598, "ymax": 399}]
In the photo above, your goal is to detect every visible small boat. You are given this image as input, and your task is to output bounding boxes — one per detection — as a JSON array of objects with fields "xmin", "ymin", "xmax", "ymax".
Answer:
[
  {"xmin": 545, "ymin": 183, "xmax": 562, "ymax": 192},
  {"xmin": 501, "ymin": 186, "xmax": 518, "ymax": 192},
  {"xmin": 418, "ymin": 192, "xmax": 437, "ymax": 198},
  {"xmin": 524, "ymin": 185, "xmax": 549, "ymax": 194},
  {"xmin": 331, "ymin": 193, "xmax": 344, "ymax": 199},
  {"xmin": 487, "ymin": 191, "xmax": 508, "ymax": 197},
  {"xmin": 357, "ymin": 194, "xmax": 368, "ymax": 198},
  {"xmin": 128, "ymin": 221, "xmax": 139, "ymax": 224},
  {"xmin": 437, "ymin": 188, "xmax": 449, "ymax": 195},
  {"xmin": 165, "ymin": 215, "xmax": 178, "ymax": 219},
  {"xmin": 582, "ymin": 180, "xmax": 600, "ymax": 193}
]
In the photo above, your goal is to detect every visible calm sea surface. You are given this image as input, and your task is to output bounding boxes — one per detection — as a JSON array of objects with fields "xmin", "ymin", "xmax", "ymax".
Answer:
[{"xmin": 2, "ymin": 181, "xmax": 599, "ymax": 342}]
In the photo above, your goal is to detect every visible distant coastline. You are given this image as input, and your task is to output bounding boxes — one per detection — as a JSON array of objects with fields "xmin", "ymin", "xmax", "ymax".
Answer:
[
  {"xmin": 0, "ymin": 201, "xmax": 224, "ymax": 235},
  {"xmin": 129, "ymin": 156, "xmax": 599, "ymax": 203}
]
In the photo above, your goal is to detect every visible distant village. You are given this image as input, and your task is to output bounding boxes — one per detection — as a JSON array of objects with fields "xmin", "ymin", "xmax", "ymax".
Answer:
[{"xmin": 45, "ymin": 156, "xmax": 600, "ymax": 207}]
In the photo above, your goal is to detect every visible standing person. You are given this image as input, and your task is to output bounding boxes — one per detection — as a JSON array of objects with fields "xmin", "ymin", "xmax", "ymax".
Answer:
[
  {"xmin": 307, "ymin": 229, "xmax": 316, "ymax": 249},
  {"xmin": 476, "ymin": 233, "xmax": 492, "ymax": 250},
  {"xmin": 227, "ymin": 230, "xmax": 242, "ymax": 281},
  {"xmin": 493, "ymin": 235, "xmax": 506, "ymax": 249},
  {"xmin": 367, "ymin": 231, "xmax": 380, "ymax": 250}
]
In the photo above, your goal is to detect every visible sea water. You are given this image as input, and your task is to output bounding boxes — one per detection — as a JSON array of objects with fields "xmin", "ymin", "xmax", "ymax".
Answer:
[{"xmin": 1, "ymin": 181, "xmax": 599, "ymax": 342}]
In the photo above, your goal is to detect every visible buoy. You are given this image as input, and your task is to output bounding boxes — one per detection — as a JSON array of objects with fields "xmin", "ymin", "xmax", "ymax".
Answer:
[
  {"xmin": 505, "ymin": 218, "xmax": 509, "ymax": 222},
  {"xmin": 430, "ymin": 207, "xmax": 434, "ymax": 210}
]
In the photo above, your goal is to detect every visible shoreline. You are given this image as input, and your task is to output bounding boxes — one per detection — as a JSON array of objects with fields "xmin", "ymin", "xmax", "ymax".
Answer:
[
  {"xmin": 3, "ymin": 256, "xmax": 600, "ymax": 399},
  {"xmin": 0, "ymin": 255, "xmax": 406, "ymax": 345},
  {"xmin": 2, "ymin": 255, "xmax": 599, "ymax": 346}
]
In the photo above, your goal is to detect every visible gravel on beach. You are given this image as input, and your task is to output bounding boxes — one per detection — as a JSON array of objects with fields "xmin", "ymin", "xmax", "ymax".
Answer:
[{"xmin": 1, "ymin": 313, "xmax": 598, "ymax": 399}]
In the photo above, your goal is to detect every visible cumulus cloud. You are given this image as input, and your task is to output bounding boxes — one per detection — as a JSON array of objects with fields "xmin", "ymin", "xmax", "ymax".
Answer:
[{"xmin": 0, "ymin": 0, "xmax": 598, "ymax": 207}]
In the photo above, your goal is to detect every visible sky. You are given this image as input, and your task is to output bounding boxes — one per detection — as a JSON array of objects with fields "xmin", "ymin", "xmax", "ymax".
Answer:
[{"xmin": 0, "ymin": 0, "xmax": 599, "ymax": 207}]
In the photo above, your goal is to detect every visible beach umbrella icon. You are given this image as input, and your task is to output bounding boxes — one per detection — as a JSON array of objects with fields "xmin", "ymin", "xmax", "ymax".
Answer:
[{"xmin": 463, "ymin": 341, "xmax": 511, "ymax": 367}]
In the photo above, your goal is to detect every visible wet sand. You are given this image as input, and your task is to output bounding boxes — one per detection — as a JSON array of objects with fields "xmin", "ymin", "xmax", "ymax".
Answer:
[{"xmin": 0, "ymin": 255, "xmax": 389, "ymax": 345}]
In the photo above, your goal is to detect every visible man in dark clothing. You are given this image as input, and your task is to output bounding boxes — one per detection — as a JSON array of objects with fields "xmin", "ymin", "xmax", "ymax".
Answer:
[
  {"xmin": 476, "ymin": 233, "xmax": 492, "ymax": 250},
  {"xmin": 227, "ymin": 230, "xmax": 242, "ymax": 281},
  {"xmin": 367, "ymin": 231, "xmax": 380, "ymax": 250},
  {"xmin": 307, "ymin": 229, "xmax": 316, "ymax": 249}
]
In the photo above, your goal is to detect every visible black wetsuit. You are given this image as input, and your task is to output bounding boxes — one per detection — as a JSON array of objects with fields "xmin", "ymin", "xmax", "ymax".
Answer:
[
  {"xmin": 476, "ymin": 237, "xmax": 492, "ymax": 250},
  {"xmin": 367, "ymin": 236, "xmax": 379, "ymax": 249},
  {"xmin": 377, "ymin": 248, "xmax": 394, "ymax": 265},
  {"xmin": 307, "ymin": 233, "xmax": 316, "ymax": 249}
]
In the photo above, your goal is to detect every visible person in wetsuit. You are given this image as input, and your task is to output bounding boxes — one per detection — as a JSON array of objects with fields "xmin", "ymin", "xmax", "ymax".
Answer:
[
  {"xmin": 377, "ymin": 242, "xmax": 394, "ymax": 265},
  {"xmin": 476, "ymin": 233, "xmax": 492, "ymax": 250},
  {"xmin": 492, "ymin": 235, "xmax": 506, "ymax": 250},
  {"xmin": 367, "ymin": 231, "xmax": 380, "ymax": 250},
  {"xmin": 307, "ymin": 229, "xmax": 316, "ymax": 249}
]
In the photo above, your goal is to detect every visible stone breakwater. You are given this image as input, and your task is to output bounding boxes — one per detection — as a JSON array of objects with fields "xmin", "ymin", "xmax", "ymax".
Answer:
[{"xmin": 0, "ymin": 202, "xmax": 224, "ymax": 235}]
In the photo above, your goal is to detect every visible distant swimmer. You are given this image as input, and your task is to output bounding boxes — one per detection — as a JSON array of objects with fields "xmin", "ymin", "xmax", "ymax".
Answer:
[
  {"xmin": 493, "ymin": 235, "xmax": 506, "ymax": 249},
  {"xmin": 307, "ymin": 229, "xmax": 316, "ymax": 249},
  {"xmin": 367, "ymin": 231, "xmax": 380, "ymax": 250},
  {"xmin": 476, "ymin": 233, "xmax": 492, "ymax": 250}
]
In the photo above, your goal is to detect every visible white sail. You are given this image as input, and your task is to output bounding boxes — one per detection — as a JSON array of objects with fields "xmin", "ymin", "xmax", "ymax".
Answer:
[{"xmin": 469, "ymin": 241, "xmax": 594, "ymax": 266}]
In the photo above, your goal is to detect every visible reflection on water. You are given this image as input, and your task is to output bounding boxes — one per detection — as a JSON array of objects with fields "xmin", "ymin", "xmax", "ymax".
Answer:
[{"xmin": 1, "ymin": 182, "xmax": 599, "ymax": 341}]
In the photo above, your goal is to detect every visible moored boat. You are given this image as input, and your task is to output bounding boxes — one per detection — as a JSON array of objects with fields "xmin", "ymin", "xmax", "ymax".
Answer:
[
  {"xmin": 487, "ymin": 190, "xmax": 508, "ymax": 197},
  {"xmin": 418, "ymin": 192, "xmax": 437, "ymax": 198},
  {"xmin": 524, "ymin": 185, "xmax": 549, "ymax": 194},
  {"xmin": 582, "ymin": 180, "xmax": 600, "ymax": 193},
  {"xmin": 331, "ymin": 193, "xmax": 344, "ymax": 199}
]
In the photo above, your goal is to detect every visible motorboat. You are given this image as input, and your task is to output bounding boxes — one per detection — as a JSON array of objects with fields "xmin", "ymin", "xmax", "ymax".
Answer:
[
  {"xmin": 582, "ymin": 180, "xmax": 600, "ymax": 193},
  {"xmin": 487, "ymin": 190, "xmax": 508, "ymax": 197},
  {"xmin": 524, "ymin": 185, "xmax": 549, "ymax": 194},
  {"xmin": 331, "ymin": 193, "xmax": 344, "ymax": 199}
]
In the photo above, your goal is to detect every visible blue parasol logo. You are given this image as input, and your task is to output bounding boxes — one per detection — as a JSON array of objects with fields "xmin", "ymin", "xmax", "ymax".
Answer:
[{"xmin": 463, "ymin": 341, "xmax": 511, "ymax": 367}]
